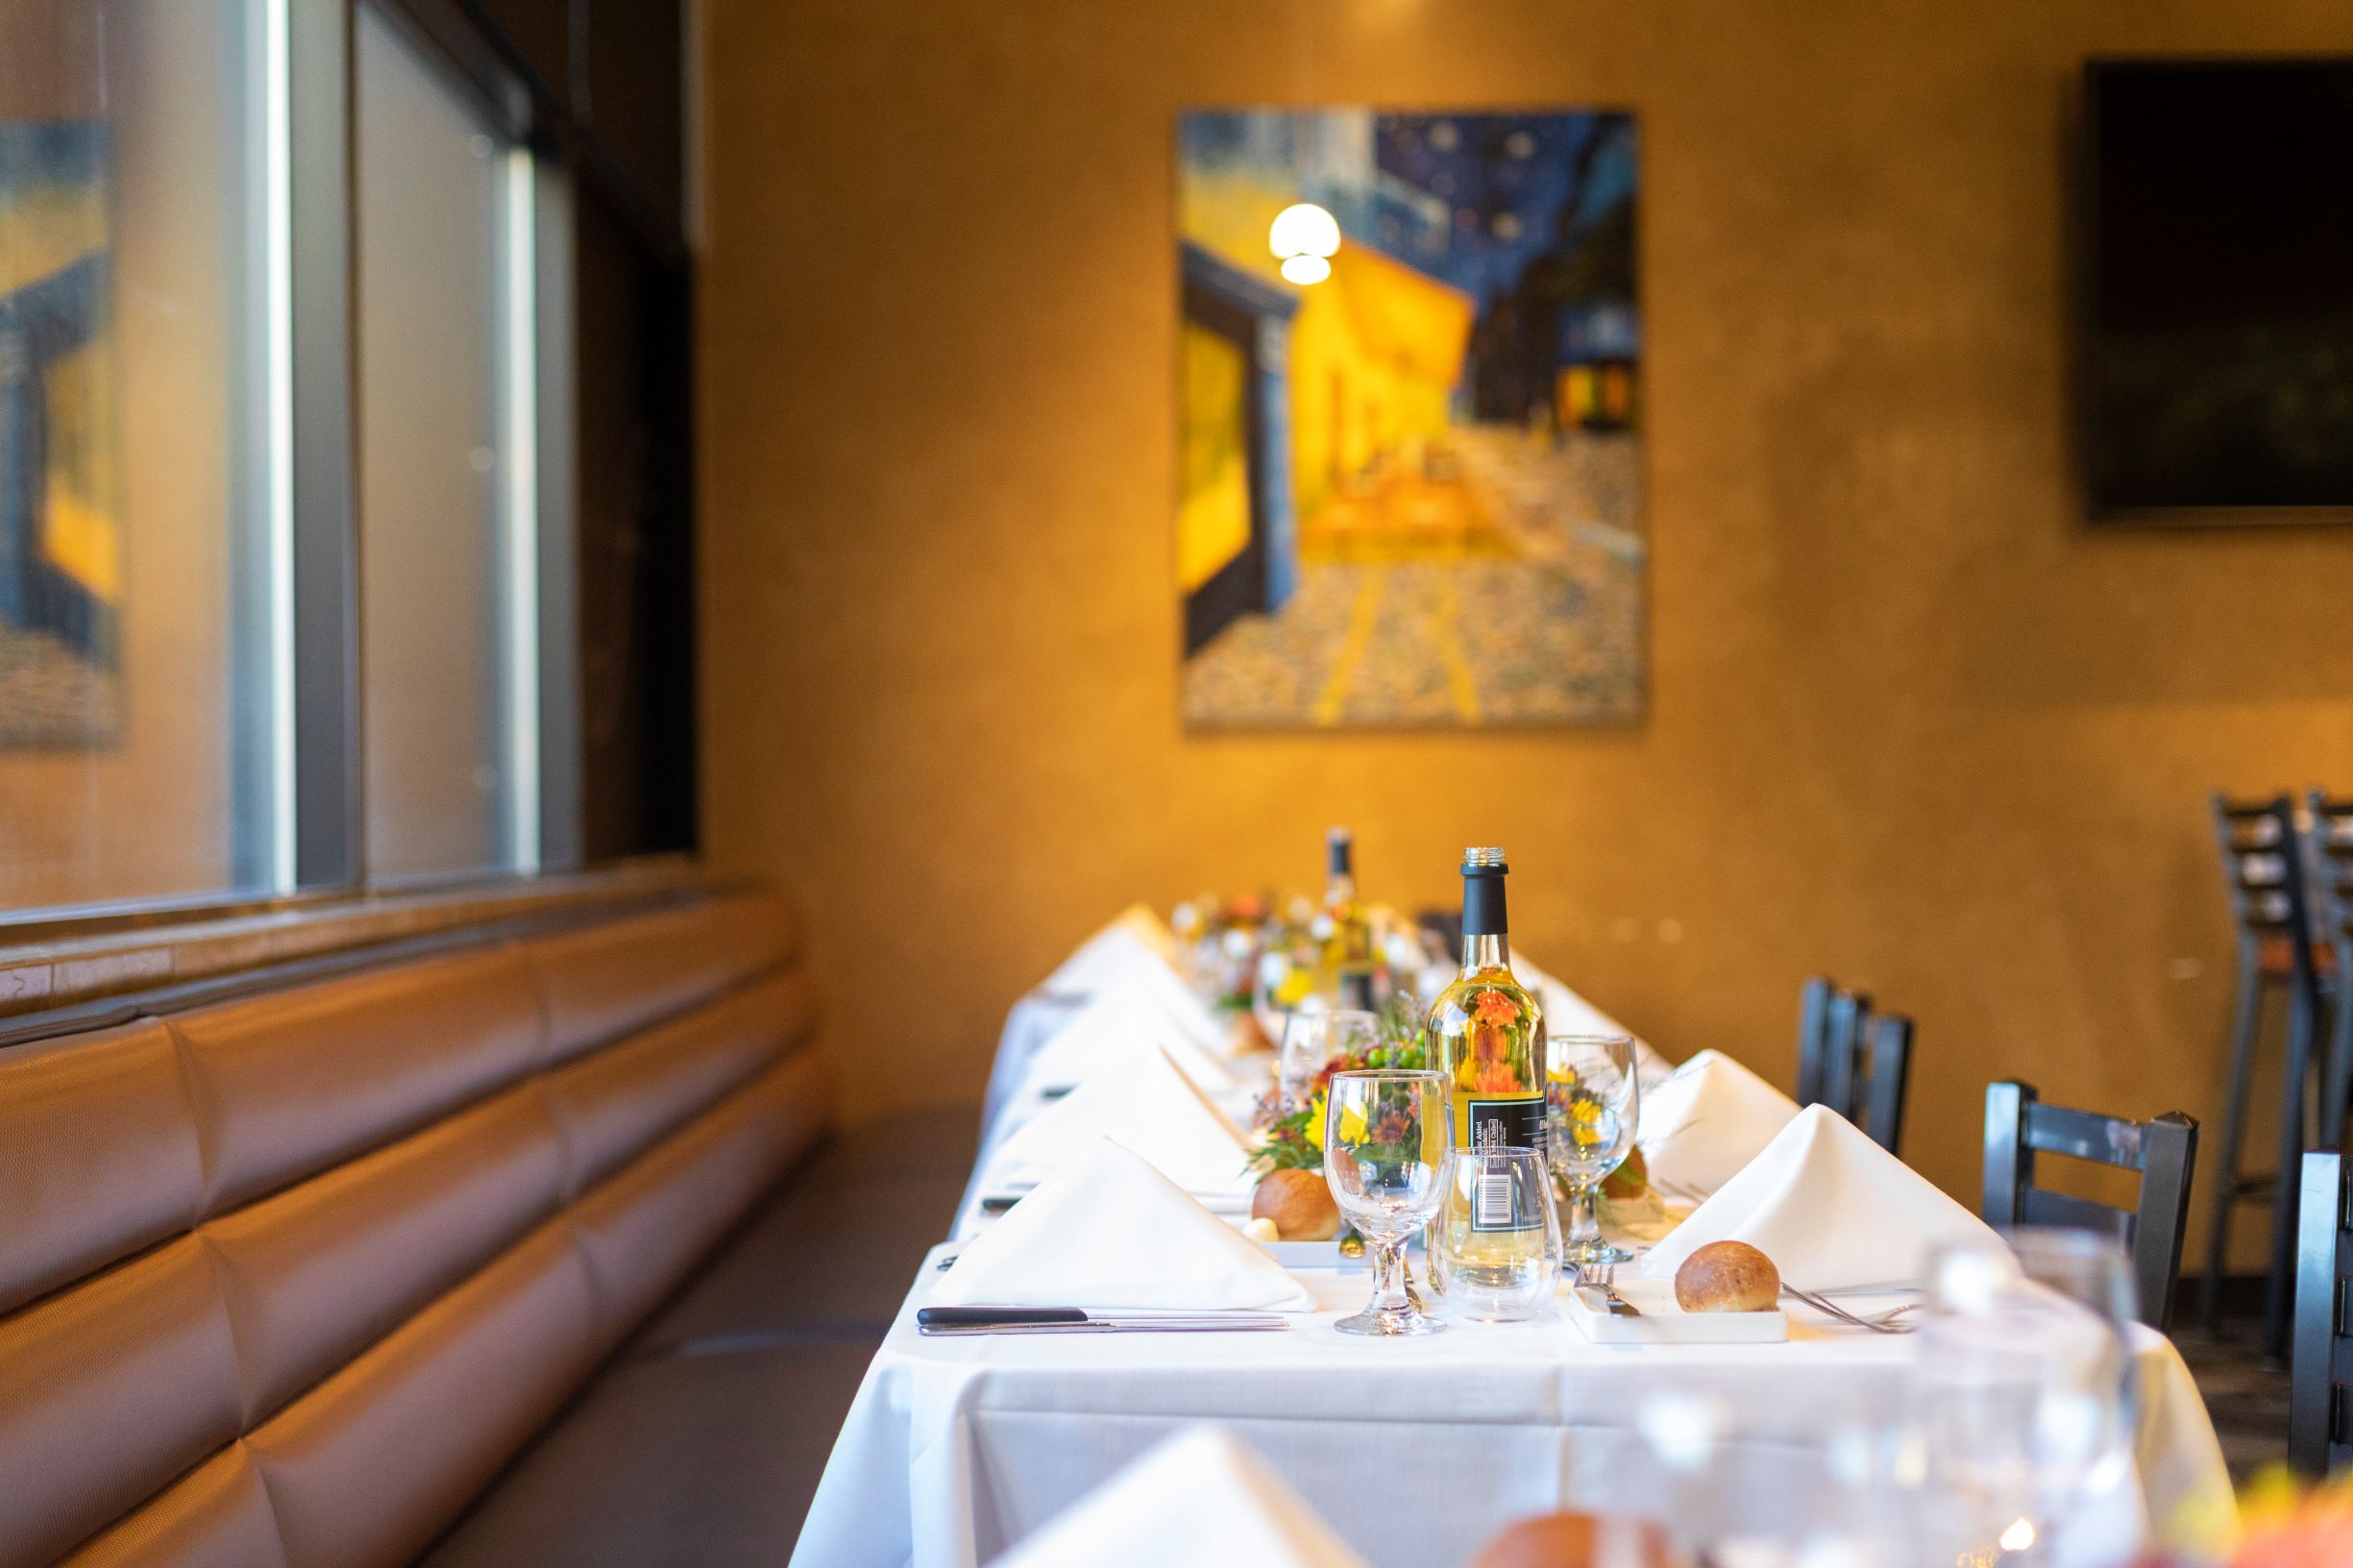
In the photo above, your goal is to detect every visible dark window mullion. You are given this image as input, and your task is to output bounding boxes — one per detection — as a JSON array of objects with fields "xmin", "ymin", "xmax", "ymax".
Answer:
[{"xmin": 290, "ymin": 0, "xmax": 362, "ymax": 891}]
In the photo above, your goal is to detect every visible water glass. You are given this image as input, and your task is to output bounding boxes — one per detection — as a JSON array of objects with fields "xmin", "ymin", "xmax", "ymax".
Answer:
[
  {"xmin": 1911, "ymin": 1229, "xmax": 2139, "ymax": 1567},
  {"xmin": 1546, "ymin": 1032, "xmax": 1640, "ymax": 1266},
  {"xmin": 1431, "ymin": 1145, "xmax": 1560, "ymax": 1321},
  {"xmin": 1279, "ymin": 1008, "xmax": 1380, "ymax": 1112},
  {"xmin": 1323, "ymin": 1070, "xmax": 1453, "ymax": 1337}
]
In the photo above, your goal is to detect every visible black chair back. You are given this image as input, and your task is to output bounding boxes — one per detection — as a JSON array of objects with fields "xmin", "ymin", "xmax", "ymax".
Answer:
[
  {"xmin": 1981, "ymin": 1081, "xmax": 2198, "ymax": 1329},
  {"xmin": 2291, "ymin": 1148, "xmax": 2352, "ymax": 1476},
  {"xmin": 2213, "ymin": 793, "xmax": 2317, "ymax": 959},
  {"xmin": 1795, "ymin": 976, "xmax": 1912, "ymax": 1156}
]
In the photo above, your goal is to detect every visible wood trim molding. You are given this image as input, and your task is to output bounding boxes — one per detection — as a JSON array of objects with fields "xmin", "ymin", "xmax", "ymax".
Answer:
[{"xmin": 0, "ymin": 862, "xmax": 711, "ymax": 1024}]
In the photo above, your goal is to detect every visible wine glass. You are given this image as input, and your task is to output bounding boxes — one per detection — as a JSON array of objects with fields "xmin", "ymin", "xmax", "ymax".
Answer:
[
  {"xmin": 1323, "ymin": 1070, "xmax": 1452, "ymax": 1337},
  {"xmin": 1545, "ymin": 1033, "xmax": 1639, "ymax": 1268},
  {"xmin": 1911, "ymin": 1229, "xmax": 2139, "ymax": 1567},
  {"xmin": 1431, "ymin": 1145, "xmax": 1560, "ymax": 1321},
  {"xmin": 1279, "ymin": 1008, "xmax": 1380, "ymax": 1112}
]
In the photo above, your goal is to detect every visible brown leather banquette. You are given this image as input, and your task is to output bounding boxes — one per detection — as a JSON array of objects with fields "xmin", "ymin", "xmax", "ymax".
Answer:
[{"xmin": 0, "ymin": 889, "xmax": 829, "ymax": 1568}]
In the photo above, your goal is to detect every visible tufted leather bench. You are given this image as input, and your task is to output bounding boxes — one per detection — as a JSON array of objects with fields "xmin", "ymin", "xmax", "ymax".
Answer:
[{"xmin": 0, "ymin": 888, "xmax": 847, "ymax": 1568}]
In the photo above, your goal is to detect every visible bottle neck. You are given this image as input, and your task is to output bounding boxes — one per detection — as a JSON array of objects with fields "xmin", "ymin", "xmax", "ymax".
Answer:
[
  {"xmin": 1460, "ymin": 932, "xmax": 1511, "ymax": 974},
  {"xmin": 1324, "ymin": 871, "xmax": 1357, "ymax": 907}
]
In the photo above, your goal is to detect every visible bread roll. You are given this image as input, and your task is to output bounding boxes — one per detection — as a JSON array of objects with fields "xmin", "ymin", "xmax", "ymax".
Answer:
[
  {"xmin": 1601, "ymin": 1144, "xmax": 1649, "ymax": 1201},
  {"xmin": 1470, "ymin": 1511, "xmax": 1679, "ymax": 1568},
  {"xmin": 1673, "ymin": 1240, "xmax": 1778, "ymax": 1313},
  {"xmin": 1251, "ymin": 1168, "xmax": 1340, "ymax": 1240}
]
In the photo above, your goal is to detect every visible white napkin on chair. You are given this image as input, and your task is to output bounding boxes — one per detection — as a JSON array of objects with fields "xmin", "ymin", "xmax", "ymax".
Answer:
[
  {"xmin": 1022, "ymin": 990, "xmax": 1244, "ymax": 1099},
  {"xmin": 987, "ymin": 1043, "xmax": 1258, "ymax": 1204},
  {"xmin": 1640, "ymin": 1104, "xmax": 2003, "ymax": 1291},
  {"xmin": 990, "ymin": 1425, "xmax": 1363, "ymax": 1568},
  {"xmin": 937, "ymin": 1140, "xmax": 1314, "ymax": 1312},
  {"xmin": 1636, "ymin": 1048, "xmax": 1802, "ymax": 1195}
]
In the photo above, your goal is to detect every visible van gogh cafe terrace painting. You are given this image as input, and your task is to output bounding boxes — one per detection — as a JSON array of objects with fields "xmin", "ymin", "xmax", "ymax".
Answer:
[{"xmin": 781, "ymin": 840, "xmax": 2243, "ymax": 1568}]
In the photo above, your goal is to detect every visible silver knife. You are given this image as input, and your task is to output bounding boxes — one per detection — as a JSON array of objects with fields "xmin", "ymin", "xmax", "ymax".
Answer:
[
  {"xmin": 917, "ymin": 1307, "xmax": 1289, "ymax": 1335},
  {"xmin": 1575, "ymin": 1285, "xmax": 1640, "ymax": 1318}
]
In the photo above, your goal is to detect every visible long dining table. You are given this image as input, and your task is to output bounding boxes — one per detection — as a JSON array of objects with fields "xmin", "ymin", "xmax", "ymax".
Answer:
[{"xmin": 791, "ymin": 925, "xmax": 2237, "ymax": 1568}]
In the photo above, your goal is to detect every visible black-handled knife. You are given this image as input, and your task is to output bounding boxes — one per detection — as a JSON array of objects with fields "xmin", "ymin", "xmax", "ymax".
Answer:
[{"xmin": 915, "ymin": 1306, "xmax": 1288, "ymax": 1335}]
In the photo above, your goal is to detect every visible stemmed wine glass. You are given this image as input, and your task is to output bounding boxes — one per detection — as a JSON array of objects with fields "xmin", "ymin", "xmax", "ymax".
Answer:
[
  {"xmin": 1545, "ymin": 1033, "xmax": 1640, "ymax": 1268},
  {"xmin": 1911, "ymin": 1229, "xmax": 2140, "ymax": 1566},
  {"xmin": 1279, "ymin": 1008, "xmax": 1380, "ymax": 1113},
  {"xmin": 1323, "ymin": 1069, "xmax": 1452, "ymax": 1337}
]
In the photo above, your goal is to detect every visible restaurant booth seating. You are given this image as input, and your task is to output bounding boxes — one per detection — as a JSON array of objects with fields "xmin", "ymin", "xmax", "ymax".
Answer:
[{"xmin": 0, "ymin": 887, "xmax": 946, "ymax": 1568}]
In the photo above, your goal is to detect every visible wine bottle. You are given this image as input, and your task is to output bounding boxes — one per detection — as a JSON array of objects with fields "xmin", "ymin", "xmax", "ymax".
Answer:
[
  {"xmin": 1321, "ymin": 826, "xmax": 1373, "ymax": 994},
  {"xmin": 1427, "ymin": 847, "xmax": 1546, "ymax": 1155}
]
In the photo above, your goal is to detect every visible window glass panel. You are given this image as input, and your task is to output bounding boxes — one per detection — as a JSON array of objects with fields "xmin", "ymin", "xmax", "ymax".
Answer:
[
  {"xmin": 355, "ymin": 4, "xmax": 535, "ymax": 882},
  {"xmin": 0, "ymin": 0, "xmax": 283, "ymax": 914}
]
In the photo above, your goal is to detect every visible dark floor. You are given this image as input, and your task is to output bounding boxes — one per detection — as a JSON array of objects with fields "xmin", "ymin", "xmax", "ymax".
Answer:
[
  {"xmin": 2174, "ymin": 1304, "xmax": 2292, "ymax": 1483},
  {"xmin": 425, "ymin": 1104, "xmax": 981, "ymax": 1568}
]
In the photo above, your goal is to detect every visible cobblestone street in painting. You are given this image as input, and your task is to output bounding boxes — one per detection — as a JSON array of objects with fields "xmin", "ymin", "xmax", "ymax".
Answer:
[{"xmin": 1182, "ymin": 429, "xmax": 1644, "ymax": 728}]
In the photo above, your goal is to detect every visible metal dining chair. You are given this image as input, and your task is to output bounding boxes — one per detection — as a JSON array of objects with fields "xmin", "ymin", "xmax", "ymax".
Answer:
[
  {"xmin": 2290, "ymin": 1148, "xmax": 2352, "ymax": 1476},
  {"xmin": 1982, "ymin": 1081, "xmax": 2199, "ymax": 1330},
  {"xmin": 2201, "ymin": 794, "xmax": 2328, "ymax": 1354},
  {"xmin": 1795, "ymin": 976, "xmax": 1913, "ymax": 1156},
  {"xmin": 2302, "ymin": 791, "xmax": 2353, "ymax": 1180}
]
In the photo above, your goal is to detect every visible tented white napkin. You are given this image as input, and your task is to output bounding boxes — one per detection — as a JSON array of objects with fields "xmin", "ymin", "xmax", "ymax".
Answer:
[
  {"xmin": 987, "ymin": 1043, "xmax": 1258, "ymax": 1202},
  {"xmin": 1636, "ymin": 1048, "xmax": 1802, "ymax": 1195},
  {"xmin": 937, "ymin": 1140, "xmax": 1314, "ymax": 1312},
  {"xmin": 1022, "ymin": 990, "xmax": 1244, "ymax": 1100},
  {"xmin": 1511, "ymin": 953, "xmax": 1675, "ymax": 1089},
  {"xmin": 1043, "ymin": 905, "xmax": 1177, "ymax": 993},
  {"xmin": 1640, "ymin": 1104, "xmax": 2004, "ymax": 1291},
  {"xmin": 990, "ymin": 1425, "xmax": 1365, "ymax": 1568}
]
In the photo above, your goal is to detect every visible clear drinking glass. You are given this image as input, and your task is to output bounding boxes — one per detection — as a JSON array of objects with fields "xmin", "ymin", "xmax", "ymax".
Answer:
[
  {"xmin": 1279, "ymin": 1008, "xmax": 1380, "ymax": 1112},
  {"xmin": 1912, "ymin": 1229, "xmax": 2139, "ymax": 1567},
  {"xmin": 1324, "ymin": 1070, "xmax": 1453, "ymax": 1337},
  {"xmin": 1546, "ymin": 1033, "xmax": 1640, "ymax": 1267},
  {"xmin": 1432, "ymin": 1145, "xmax": 1561, "ymax": 1321}
]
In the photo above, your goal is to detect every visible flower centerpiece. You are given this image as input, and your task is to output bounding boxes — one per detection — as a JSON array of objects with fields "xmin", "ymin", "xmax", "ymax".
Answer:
[{"xmin": 1248, "ymin": 997, "xmax": 1428, "ymax": 1175}]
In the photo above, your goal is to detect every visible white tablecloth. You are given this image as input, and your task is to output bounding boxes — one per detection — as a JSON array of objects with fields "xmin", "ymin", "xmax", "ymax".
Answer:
[
  {"xmin": 790, "ymin": 1249, "xmax": 2232, "ymax": 1568},
  {"xmin": 804, "ymin": 948, "xmax": 2236, "ymax": 1568}
]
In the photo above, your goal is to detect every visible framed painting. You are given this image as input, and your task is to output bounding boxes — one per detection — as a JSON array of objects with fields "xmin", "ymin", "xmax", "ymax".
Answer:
[
  {"xmin": 1177, "ymin": 109, "xmax": 1642, "ymax": 728},
  {"xmin": 0, "ymin": 118, "xmax": 120, "ymax": 746}
]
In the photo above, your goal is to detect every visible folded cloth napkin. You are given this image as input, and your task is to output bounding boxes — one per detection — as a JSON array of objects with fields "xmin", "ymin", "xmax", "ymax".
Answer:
[
  {"xmin": 991, "ymin": 1425, "xmax": 1364, "ymax": 1568},
  {"xmin": 1043, "ymin": 905, "xmax": 1178, "ymax": 993},
  {"xmin": 987, "ymin": 1043, "xmax": 1258, "ymax": 1203},
  {"xmin": 1636, "ymin": 1048, "xmax": 1802, "ymax": 1195},
  {"xmin": 937, "ymin": 1140, "xmax": 1314, "ymax": 1312},
  {"xmin": 1639, "ymin": 1103, "xmax": 2005, "ymax": 1291},
  {"xmin": 1510, "ymin": 953, "xmax": 1675, "ymax": 1089},
  {"xmin": 1023, "ymin": 990, "xmax": 1245, "ymax": 1099}
]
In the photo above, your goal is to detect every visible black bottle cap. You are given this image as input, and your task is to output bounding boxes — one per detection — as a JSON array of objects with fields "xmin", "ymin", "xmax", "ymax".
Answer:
[
  {"xmin": 1460, "ymin": 846, "xmax": 1509, "ymax": 937},
  {"xmin": 1327, "ymin": 827, "xmax": 1353, "ymax": 879}
]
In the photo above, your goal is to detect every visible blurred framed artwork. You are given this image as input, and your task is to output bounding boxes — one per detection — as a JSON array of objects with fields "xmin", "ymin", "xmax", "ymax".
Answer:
[
  {"xmin": 0, "ymin": 119, "xmax": 120, "ymax": 746},
  {"xmin": 1178, "ymin": 109, "xmax": 1643, "ymax": 728}
]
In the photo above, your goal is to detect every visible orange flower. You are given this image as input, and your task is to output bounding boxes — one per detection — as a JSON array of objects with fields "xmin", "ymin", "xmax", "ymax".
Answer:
[
  {"xmin": 1472, "ymin": 991, "xmax": 1519, "ymax": 1027},
  {"xmin": 1462, "ymin": 1058, "xmax": 1522, "ymax": 1094}
]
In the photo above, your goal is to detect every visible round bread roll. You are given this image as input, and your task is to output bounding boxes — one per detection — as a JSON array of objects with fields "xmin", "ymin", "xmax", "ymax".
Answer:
[
  {"xmin": 1601, "ymin": 1144, "xmax": 1649, "ymax": 1201},
  {"xmin": 1252, "ymin": 1168, "xmax": 1340, "ymax": 1240},
  {"xmin": 1470, "ymin": 1511, "xmax": 1679, "ymax": 1568},
  {"xmin": 1673, "ymin": 1240, "xmax": 1779, "ymax": 1313}
]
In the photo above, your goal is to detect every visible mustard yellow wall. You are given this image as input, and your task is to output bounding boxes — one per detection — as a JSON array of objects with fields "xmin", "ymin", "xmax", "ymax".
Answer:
[{"xmin": 699, "ymin": 0, "xmax": 2353, "ymax": 1265}]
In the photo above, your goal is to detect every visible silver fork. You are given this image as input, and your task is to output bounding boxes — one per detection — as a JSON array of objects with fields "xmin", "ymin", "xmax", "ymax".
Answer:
[
  {"xmin": 1781, "ymin": 1285, "xmax": 1915, "ymax": 1333},
  {"xmin": 1588, "ymin": 1262, "xmax": 1642, "ymax": 1316}
]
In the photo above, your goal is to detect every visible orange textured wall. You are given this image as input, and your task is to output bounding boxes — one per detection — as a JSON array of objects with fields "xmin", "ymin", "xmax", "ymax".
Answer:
[{"xmin": 698, "ymin": 0, "xmax": 2353, "ymax": 1262}]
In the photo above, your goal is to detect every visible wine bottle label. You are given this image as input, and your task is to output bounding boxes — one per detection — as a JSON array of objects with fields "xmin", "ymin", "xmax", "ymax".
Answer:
[{"xmin": 1465, "ymin": 1096, "xmax": 1544, "ymax": 1153}]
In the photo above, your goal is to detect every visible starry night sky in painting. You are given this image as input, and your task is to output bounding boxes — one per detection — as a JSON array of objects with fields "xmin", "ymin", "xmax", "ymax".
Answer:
[{"xmin": 1365, "ymin": 112, "xmax": 1635, "ymax": 312}]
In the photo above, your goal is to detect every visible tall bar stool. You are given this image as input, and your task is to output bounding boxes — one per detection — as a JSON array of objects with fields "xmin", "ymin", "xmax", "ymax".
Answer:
[
  {"xmin": 2200, "ymin": 794, "xmax": 2326, "ymax": 1356},
  {"xmin": 2302, "ymin": 791, "xmax": 2353, "ymax": 1163}
]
